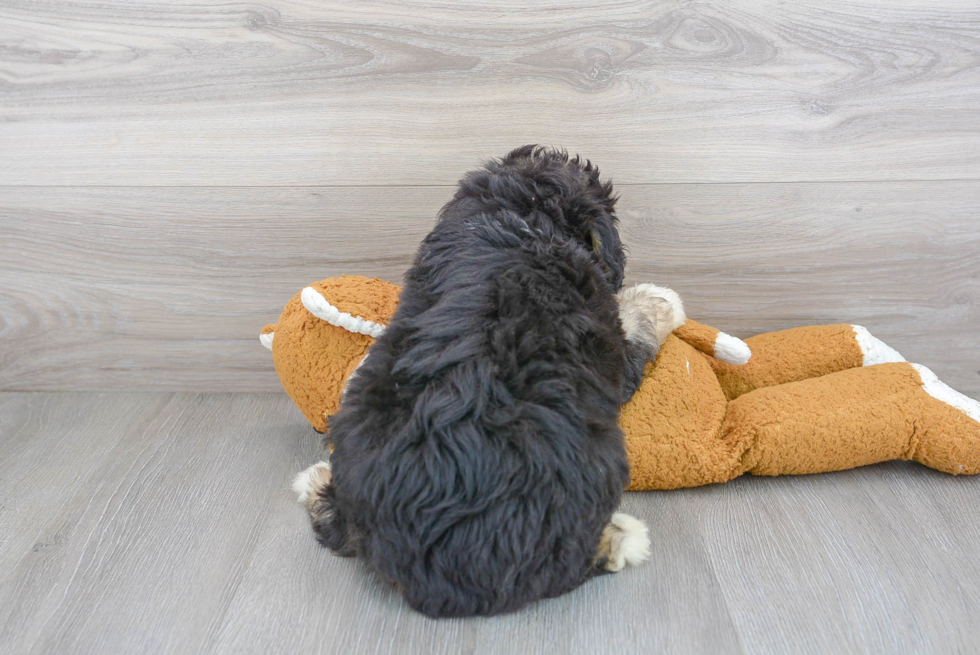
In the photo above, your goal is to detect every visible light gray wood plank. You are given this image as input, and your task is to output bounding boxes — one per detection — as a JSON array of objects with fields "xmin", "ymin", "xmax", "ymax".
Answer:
[
  {"xmin": 0, "ymin": 393, "xmax": 170, "ymax": 577},
  {"xmin": 0, "ymin": 186, "xmax": 443, "ymax": 392},
  {"xmin": 0, "ymin": 392, "xmax": 177, "ymax": 653},
  {"xmin": 1, "ymin": 182, "xmax": 977, "ymax": 396},
  {"xmin": 0, "ymin": 392, "xmax": 306, "ymax": 655},
  {"xmin": 1, "ymin": 0, "xmax": 979, "ymax": 185},
  {"xmin": 206, "ymin": 470, "xmax": 743, "ymax": 655},
  {"xmin": 697, "ymin": 464, "xmax": 980, "ymax": 654},
  {"xmin": 4, "ymin": 392, "xmax": 979, "ymax": 654},
  {"xmin": 0, "ymin": 391, "xmax": 744, "ymax": 655}
]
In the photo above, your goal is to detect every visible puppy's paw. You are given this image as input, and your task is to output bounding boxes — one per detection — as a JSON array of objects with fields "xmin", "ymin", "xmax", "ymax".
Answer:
[
  {"xmin": 292, "ymin": 460, "xmax": 332, "ymax": 504},
  {"xmin": 597, "ymin": 512, "xmax": 651, "ymax": 572},
  {"xmin": 618, "ymin": 284, "xmax": 686, "ymax": 349},
  {"xmin": 297, "ymin": 463, "xmax": 355, "ymax": 557}
]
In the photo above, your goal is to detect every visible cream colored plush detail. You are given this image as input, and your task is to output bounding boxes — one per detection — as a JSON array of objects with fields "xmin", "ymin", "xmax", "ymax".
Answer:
[
  {"xmin": 603, "ymin": 512, "xmax": 651, "ymax": 572},
  {"xmin": 852, "ymin": 325, "xmax": 905, "ymax": 366},
  {"xmin": 301, "ymin": 287, "xmax": 387, "ymax": 339},
  {"xmin": 618, "ymin": 284, "xmax": 687, "ymax": 348},
  {"xmin": 259, "ymin": 331, "xmax": 274, "ymax": 350},
  {"xmin": 292, "ymin": 460, "xmax": 332, "ymax": 503},
  {"xmin": 713, "ymin": 332, "xmax": 751, "ymax": 365},
  {"xmin": 912, "ymin": 364, "xmax": 980, "ymax": 423}
]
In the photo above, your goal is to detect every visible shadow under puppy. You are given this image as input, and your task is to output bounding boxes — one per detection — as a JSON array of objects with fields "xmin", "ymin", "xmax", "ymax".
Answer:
[{"xmin": 294, "ymin": 146, "xmax": 676, "ymax": 617}]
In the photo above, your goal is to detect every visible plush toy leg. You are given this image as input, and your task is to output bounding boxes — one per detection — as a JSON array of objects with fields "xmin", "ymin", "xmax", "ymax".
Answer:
[
  {"xmin": 906, "ymin": 364, "xmax": 980, "ymax": 474},
  {"xmin": 673, "ymin": 320, "xmax": 751, "ymax": 365},
  {"xmin": 621, "ymin": 335, "xmax": 742, "ymax": 490},
  {"xmin": 724, "ymin": 363, "xmax": 980, "ymax": 479},
  {"xmin": 709, "ymin": 324, "xmax": 905, "ymax": 401}
]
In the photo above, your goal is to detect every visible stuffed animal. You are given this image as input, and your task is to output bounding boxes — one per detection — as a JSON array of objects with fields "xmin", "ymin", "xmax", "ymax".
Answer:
[
  {"xmin": 260, "ymin": 276, "xmax": 400, "ymax": 432},
  {"xmin": 262, "ymin": 276, "xmax": 980, "ymax": 490}
]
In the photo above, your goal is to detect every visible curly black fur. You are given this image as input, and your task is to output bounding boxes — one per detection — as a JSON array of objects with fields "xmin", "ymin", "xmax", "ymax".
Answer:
[{"xmin": 311, "ymin": 146, "xmax": 650, "ymax": 617}]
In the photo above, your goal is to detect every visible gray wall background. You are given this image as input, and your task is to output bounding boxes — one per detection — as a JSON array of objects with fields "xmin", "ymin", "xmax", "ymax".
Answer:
[{"xmin": 2, "ymin": 0, "xmax": 978, "ymax": 397}]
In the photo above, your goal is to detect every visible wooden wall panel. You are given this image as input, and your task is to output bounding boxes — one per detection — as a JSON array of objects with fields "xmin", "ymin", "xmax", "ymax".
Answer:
[
  {"xmin": 1, "ymin": 0, "xmax": 979, "ymax": 185},
  {"xmin": 1, "ymin": 182, "xmax": 977, "ymax": 396}
]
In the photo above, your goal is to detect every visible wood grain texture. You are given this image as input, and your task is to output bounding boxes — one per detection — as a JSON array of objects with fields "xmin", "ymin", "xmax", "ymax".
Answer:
[
  {"xmin": 1, "ymin": 183, "xmax": 977, "ymax": 396},
  {"xmin": 208, "ymin": 483, "xmax": 744, "ymax": 655},
  {"xmin": 0, "ymin": 392, "xmax": 305, "ymax": 655},
  {"xmin": 1, "ymin": 392, "xmax": 979, "ymax": 654},
  {"xmin": 700, "ymin": 466, "xmax": 980, "ymax": 653},
  {"xmin": 2, "ymin": 0, "xmax": 979, "ymax": 185}
]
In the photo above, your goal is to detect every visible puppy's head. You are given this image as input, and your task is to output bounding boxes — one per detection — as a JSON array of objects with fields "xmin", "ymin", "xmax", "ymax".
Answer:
[{"xmin": 447, "ymin": 145, "xmax": 627, "ymax": 291}]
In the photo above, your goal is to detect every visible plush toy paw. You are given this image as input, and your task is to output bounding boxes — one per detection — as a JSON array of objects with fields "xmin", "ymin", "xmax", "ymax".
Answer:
[
  {"xmin": 596, "ymin": 512, "xmax": 651, "ymax": 572},
  {"xmin": 618, "ymin": 284, "xmax": 687, "ymax": 349},
  {"xmin": 852, "ymin": 325, "xmax": 906, "ymax": 366},
  {"xmin": 712, "ymin": 331, "xmax": 752, "ymax": 366},
  {"xmin": 912, "ymin": 364, "xmax": 980, "ymax": 424}
]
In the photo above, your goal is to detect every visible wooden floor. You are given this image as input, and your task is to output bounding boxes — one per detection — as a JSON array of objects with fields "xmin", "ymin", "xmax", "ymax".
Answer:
[{"xmin": 1, "ymin": 391, "xmax": 979, "ymax": 654}]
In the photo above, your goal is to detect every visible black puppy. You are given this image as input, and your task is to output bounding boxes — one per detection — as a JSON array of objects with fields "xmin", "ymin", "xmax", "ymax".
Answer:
[{"xmin": 294, "ymin": 146, "xmax": 668, "ymax": 617}]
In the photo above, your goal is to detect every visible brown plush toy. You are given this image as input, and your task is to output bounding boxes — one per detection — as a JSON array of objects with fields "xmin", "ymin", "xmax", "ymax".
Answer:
[
  {"xmin": 262, "ymin": 276, "xmax": 980, "ymax": 490},
  {"xmin": 260, "ymin": 276, "xmax": 400, "ymax": 432}
]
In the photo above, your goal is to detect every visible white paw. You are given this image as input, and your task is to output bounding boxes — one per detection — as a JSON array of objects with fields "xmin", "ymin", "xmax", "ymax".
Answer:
[
  {"xmin": 639, "ymin": 285, "xmax": 686, "ymax": 333},
  {"xmin": 292, "ymin": 460, "xmax": 331, "ymax": 503},
  {"xmin": 604, "ymin": 512, "xmax": 651, "ymax": 572},
  {"xmin": 618, "ymin": 284, "xmax": 686, "ymax": 348}
]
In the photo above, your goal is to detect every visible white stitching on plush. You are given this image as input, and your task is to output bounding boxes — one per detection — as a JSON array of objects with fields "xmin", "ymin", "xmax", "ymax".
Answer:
[{"xmin": 301, "ymin": 287, "xmax": 387, "ymax": 339}]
